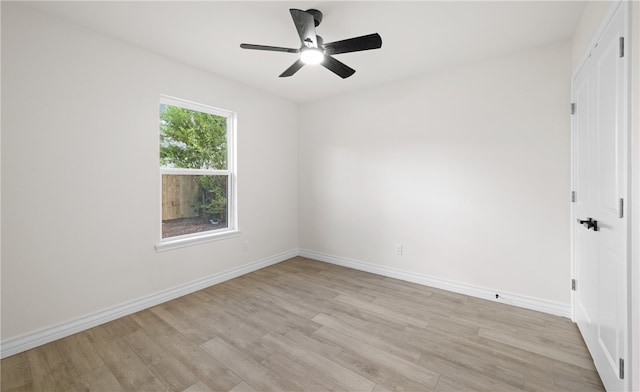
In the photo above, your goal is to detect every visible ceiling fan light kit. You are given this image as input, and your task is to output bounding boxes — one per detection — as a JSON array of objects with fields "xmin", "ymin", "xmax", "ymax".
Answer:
[
  {"xmin": 240, "ymin": 8, "xmax": 382, "ymax": 79},
  {"xmin": 300, "ymin": 48, "xmax": 324, "ymax": 65}
]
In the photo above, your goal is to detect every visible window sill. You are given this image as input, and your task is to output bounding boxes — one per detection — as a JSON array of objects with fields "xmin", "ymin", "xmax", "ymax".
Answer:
[{"xmin": 155, "ymin": 229, "xmax": 241, "ymax": 252}]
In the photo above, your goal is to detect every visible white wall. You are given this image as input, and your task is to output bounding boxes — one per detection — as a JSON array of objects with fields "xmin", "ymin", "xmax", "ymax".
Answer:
[
  {"xmin": 1, "ymin": 3, "xmax": 298, "ymax": 342},
  {"xmin": 299, "ymin": 41, "xmax": 572, "ymax": 308},
  {"xmin": 571, "ymin": 0, "xmax": 615, "ymax": 68}
]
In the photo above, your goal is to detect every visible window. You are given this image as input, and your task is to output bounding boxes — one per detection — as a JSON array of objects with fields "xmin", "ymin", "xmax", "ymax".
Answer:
[{"xmin": 156, "ymin": 96, "xmax": 237, "ymax": 251}]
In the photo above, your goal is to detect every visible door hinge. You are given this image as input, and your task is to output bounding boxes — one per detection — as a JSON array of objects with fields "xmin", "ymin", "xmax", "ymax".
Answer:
[
  {"xmin": 620, "ymin": 37, "xmax": 625, "ymax": 58},
  {"xmin": 619, "ymin": 358, "xmax": 624, "ymax": 379},
  {"xmin": 570, "ymin": 102, "xmax": 576, "ymax": 115},
  {"xmin": 571, "ymin": 191, "xmax": 576, "ymax": 203},
  {"xmin": 619, "ymin": 198, "xmax": 624, "ymax": 218},
  {"xmin": 571, "ymin": 279, "xmax": 576, "ymax": 291}
]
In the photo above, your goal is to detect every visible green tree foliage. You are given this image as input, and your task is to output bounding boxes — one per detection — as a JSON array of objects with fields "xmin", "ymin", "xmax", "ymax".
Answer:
[
  {"xmin": 160, "ymin": 105, "xmax": 227, "ymax": 170},
  {"xmin": 160, "ymin": 105, "xmax": 228, "ymax": 222},
  {"xmin": 195, "ymin": 175, "xmax": 227, "ymax": 222}
]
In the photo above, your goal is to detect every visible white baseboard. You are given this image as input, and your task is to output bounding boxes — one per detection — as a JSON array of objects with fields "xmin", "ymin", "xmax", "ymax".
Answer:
[
  {"xmin": 0, "ymin": 249, "xmax": 298, "ymax": 359},
  {"xmin": 299, "ymin": 249, "xmax": 571, "ymax": 318}
]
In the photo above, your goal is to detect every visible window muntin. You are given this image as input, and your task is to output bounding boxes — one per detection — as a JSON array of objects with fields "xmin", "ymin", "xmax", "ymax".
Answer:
[{"xmin": 158, "ymin": 96, "xmax": 236, "ymax": 245}]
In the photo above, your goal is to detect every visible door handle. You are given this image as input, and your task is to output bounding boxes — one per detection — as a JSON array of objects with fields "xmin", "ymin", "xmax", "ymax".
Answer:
[{"xmin": 577, "ymin": 217, "xmax": 599, "ymax": 231}]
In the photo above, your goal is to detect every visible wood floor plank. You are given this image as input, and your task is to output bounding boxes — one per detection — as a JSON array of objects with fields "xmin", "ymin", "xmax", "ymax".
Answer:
[
  {"xmin": 368, "ymin": 288, "xmax": 456, "ymax": 319},
  {"xmin": 273, "ymin": 263, "xmax": 370, "ymax": 296},
  {"xmin": 150, "ymin": 302, "xmax": 215, "ymax": 345},
  {"xmin": 1, "ymin": 385, "xmax": 33, "ymax": 392},
  {"xmin": 268, "ymin": 269, "xmax": 347, "ymax": 300},
  {"xmin": 122, "ymin": 329, "xmax": 199, "ymax": 391},
  {"xmin": 478, "ymin": 327, "xmax": 596, "ymax": 369},
  {"xmin": 236, "ymin": 281, "xmax": 320, "ymax": 319},
  {"xmin": 279, "ymin": 328, "xmax": 343, "ymax": 360},
  {"xmin": 55, "ymin": 332, "xmax": 105, "ymax": 379},
  {"xmin": 182, "ymin": 381, "xmax": 214, "ymax": 392},
  {"xmin": 407, "ymin": 323, "xmax": 595, "ymax": 390},
  {"xmin": 313, "ymin": 326, "xmax": 440, "ymax": 388},
  {"xmin": 261, "ymin": 331, "xmax": 376, "ymax": 392},
  {"xmin": 332, "ymin": 349, "xmax": 438, "ymax": 392},
  {"xmin": 335, "ymin": 292, "xmax": 430, "ymax": 328},
  {"xmin": 86, "ymin": 333, "xmax": 169, "ymax": 392},
  {"xmin": 419, "ymin": 312, "xmax": 481, "ymax": 338},
  {"xmin": 311, "ymin": 312, "xmax": 422, "ymax": 363},
  {"xmin": 262, "ymin": 352, "xmax": 347, "ymax": 392},
  {"xmin": 24, "ymin": 340, "xmax": 80, "ymax": 392},
  {"xmin": 98, "ymin": 315, "xmax": 141, "ymax": 340},
  {"xmin": 358, "ymin": 280, "xmax": 437, "ymax": 304},
  {"xmin": 200, "ymin": 337, "xmax": 298, "ymax": 392},
  {"xmin": 371, "ymin": 384, "xmax": 394, "ymax": 392},
  {"xmin": 407, "ymin": 326, "xmax": 528, "ymax": 389},
  {"xmin": 324, "ymin": 300, "xmax": 409, "ymax": 332},
  {"xmin": 238, "ymin": 296, "xmax": 322, "ymax": 336},
  {"xmin": 434, "ymin": 373, "xmax": 521, "ymax": 392},
  {"xmin": 1, "ymin": 256, "xmax": 604, "ymax": 392},
  {"xmin": 191, "ymin": 306, "xmax": 274, "ymax": 363},
  {"xmin": 1, "ymin": 353, "xmax": 32, "ymax": 391},
  {"xmin": 547, "ymin": 361, "xmax": 607, "ymax": 392},
  {"xmin": 579, "ymin": 366, "xmax": 607, "ymax": 388},
  {"xmin": 128, "ymin": 308, "xmax": 175, "ymax": 337},
  {"xmin": 227, "ymin": 381, "xmax": 259, "ymax": 392},
  {"xmin": 73, "ymin": 365, "xmax": 125, "ymax": 392},
  {"xmin": 136, "ymin": 319, "xmax": 243, "ymax": 392}
]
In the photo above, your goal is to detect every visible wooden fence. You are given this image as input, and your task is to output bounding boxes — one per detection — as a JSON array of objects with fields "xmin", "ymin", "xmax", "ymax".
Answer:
[{"xmin": 162, "ymin": 175, "xmax": 200, "ymax": 220}]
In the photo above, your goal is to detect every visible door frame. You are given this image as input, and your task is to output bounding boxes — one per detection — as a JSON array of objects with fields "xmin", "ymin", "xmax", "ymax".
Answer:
[{"xmin": 570, "ymin": 0, "xmax": 632, "ymax": 389}]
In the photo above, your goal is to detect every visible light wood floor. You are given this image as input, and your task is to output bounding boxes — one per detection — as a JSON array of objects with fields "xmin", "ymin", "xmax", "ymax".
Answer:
[{"xmin": 2, "ymin": 257, "xmax": 603, "ymax": 392}]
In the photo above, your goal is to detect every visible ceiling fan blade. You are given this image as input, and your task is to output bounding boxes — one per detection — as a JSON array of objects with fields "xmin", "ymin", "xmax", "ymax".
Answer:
[
  {"xmin": 322, "ymin": 55, "xmax": 355, "ymax": 79},
  {"xmin": 279, "ymin": 59, "xmax": 305, "ymax": 77},
  {"xmin": 290, "ymin": 9, "xmax": 317, "ymax": 48},
  {"xmin": 324, "ymin": 33, "xmax": 382, "ymax": 55},
  {"xmin": 240, "ymin": 44, "xmax": 299, "ymax": 53}
]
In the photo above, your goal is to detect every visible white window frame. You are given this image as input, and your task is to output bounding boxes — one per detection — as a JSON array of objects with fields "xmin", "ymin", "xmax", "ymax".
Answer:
[{"xmin": 155, "ymin": 95, "xmax": 239, "ymax": 252}]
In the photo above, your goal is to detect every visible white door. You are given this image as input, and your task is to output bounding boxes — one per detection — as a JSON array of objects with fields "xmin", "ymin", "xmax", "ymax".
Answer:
[{"xmin": 572, "ymin": 2, "xmax": 629, "ymax": 391}]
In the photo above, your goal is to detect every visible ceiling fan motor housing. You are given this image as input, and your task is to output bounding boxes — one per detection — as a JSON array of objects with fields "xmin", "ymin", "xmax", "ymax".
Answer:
[{"xmin": 305, "ymin": 9, "xmax": 323, "ymax": 27}]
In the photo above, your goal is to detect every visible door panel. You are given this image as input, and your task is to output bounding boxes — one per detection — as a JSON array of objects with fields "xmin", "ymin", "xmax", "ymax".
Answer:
[
  {"xmin": 572, "ymin": 2, "xmax": 628, "ymax": 391},
  {"xmin": 573, "ymin": 53, "xmax": 596, "ymax": 332},
  {"xmin": 592, "ymin": 3, "xmax": 627, "ymax": 389},
  {"xmin": 594, "ymin": 19, "xmax": 623, "ymax": 214}
]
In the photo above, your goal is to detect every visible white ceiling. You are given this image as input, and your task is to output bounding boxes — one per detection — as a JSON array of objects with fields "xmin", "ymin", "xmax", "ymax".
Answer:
[{"xmin": 28, "ymin": 1, "xmax": 586, "ymax": 103}]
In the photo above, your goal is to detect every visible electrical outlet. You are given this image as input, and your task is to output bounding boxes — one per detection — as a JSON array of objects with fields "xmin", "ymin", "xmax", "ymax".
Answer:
[
  {"xmin": 394, "ymin": 244, "xmax": 403, "ymax": 255},
  {"xmin": 242, "ymin": 240, "xmax": 249, "ymax": 252}
]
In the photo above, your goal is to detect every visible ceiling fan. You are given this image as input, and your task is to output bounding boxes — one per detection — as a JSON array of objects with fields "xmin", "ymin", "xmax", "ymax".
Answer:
[{"xmin": 240, "ymin": 9, "xmax": 382, "ymax": 79}]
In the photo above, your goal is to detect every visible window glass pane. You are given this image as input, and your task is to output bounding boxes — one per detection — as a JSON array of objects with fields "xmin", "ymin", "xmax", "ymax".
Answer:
[
  {"xmin": 159, "ymin": 104, "xmax": 227, "ymax": 170},
  {"xmin": 162, "ymin": 174, "xmax": 228, "ymax": 238}
]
